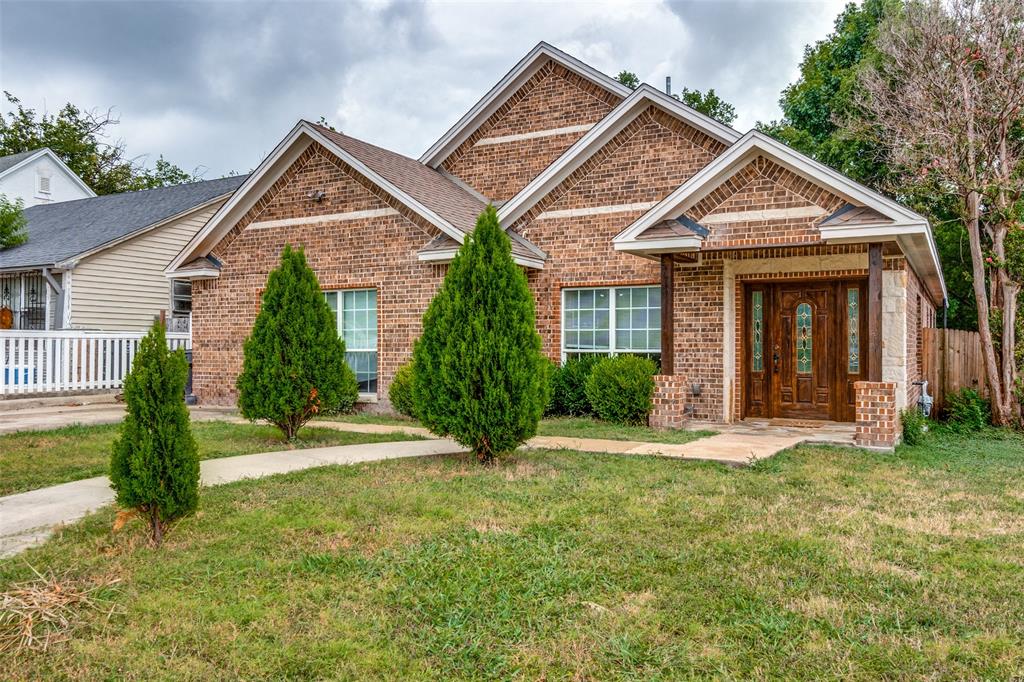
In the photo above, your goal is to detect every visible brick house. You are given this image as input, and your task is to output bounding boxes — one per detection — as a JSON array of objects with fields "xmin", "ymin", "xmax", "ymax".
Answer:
[{"xmin": 168, "ymin": 42, "xmax": 945, "ymax": 450}]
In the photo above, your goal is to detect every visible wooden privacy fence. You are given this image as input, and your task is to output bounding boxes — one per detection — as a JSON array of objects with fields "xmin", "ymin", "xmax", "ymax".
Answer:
[
  {"xmin": 1, "ymin": 330, "xmax": 191, "ymax": 396},
  {"xmin": 922, "ymin": 327, "xmax": 987, "ymax": 413}
]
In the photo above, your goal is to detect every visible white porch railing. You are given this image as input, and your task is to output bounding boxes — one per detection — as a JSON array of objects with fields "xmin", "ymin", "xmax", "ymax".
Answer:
[{"xmin": 0, "ymin": 330, "xmax": 191, "ymax": 396}]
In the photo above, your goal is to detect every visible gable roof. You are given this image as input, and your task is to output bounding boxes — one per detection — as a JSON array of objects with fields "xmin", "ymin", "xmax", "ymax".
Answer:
[
  {"xmin": 0, "ymin": 148, "xmax": 96, "ymax": 198},
  {"xmin": 0, "ymin": 150, "xmax": 42, "ymax": 175},
  {"xmin": 496, "ymin": 84, "xmax": 742, "ymax": 228},
  {"xmin": 613, "ymin": 130, "xmax": 946, "ymax": 301},
  {"xmin": 312, "ymin": 124, "xmax": 486, "ymax": 231},
  {"xmin": 418, "ymin": 42, "xmax": 632, "ymax": 168},
  {"xmin": 0, "ymin": 175, "xmax": 245, "ymax": 272},
  {"xmin": 167, "ymin": 121, "xmax": 546, "ymax": 277}
]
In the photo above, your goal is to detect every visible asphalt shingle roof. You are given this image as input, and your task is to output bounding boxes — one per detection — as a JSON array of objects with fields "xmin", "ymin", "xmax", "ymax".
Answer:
[
  {"xmin": 311, "ymin": 123, "xmax": 488, "ymax": 233},
  {"xmin": 0, "ymin": 175, "xmax": 247, "ymax": 271},
  {"xmin": 0, "ymin": 149, "xmax": 43, "ymax": 176}
]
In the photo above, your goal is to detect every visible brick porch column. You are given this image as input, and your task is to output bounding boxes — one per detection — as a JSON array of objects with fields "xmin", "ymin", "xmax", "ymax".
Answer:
[
  {"xmin": 650, "ymin": 374, "xmax": 686, "ymax": 430},
  {"xmin": 854, "ymin": 380, "xmax": 899, "ymax": 450}
]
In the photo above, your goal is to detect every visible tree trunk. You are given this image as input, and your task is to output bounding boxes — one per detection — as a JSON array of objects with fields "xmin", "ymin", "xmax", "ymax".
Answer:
[
  {"xmin": 965, "ymin": 191, "xmax": 1010, "ymax": 425},
  {"xmin": 1001, "ymin": 280, "xmax": 1021, "ymax": 424},
  {"xmin": 149, "ymin": 506, "xmax": 164, "ymax": 546}
]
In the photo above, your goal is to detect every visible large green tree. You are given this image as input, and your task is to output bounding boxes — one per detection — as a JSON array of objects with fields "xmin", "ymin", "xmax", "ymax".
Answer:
[
  {"xmin": 0, "ymin": 92, "xmax": 196, "ymax": 195},
  {"xmin": 758, "ymin": 0, "xmax": 899, "ymax": 187},
  {"xmin": 412, "ymin": 207, "xmax": 548, "ymax": 463},
  {"xmin": 237, "ymin": 245, "xmax": 358, "ymax": 440}
]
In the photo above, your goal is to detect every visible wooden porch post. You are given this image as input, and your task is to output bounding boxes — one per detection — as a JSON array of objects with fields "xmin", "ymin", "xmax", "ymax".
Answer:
[
  {"xmin": 660, "ymin": 254, "xmax": 674, "ymax": 375},
  {"xmin": 868, "ymin": 242, "xmax": 883, "ymax": 382}
]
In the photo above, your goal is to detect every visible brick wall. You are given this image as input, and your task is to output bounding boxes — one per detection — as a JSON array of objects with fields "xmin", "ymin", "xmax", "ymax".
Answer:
[
  {"xmin": 650, "ymin": 374, "xmax": 687, "ymax": 429},
  {"xmin": 854, "ymin": 381, "xmax": 900, "ymax": 450},
  {"xmin": 696, "ymin": 157, "xmax": 846, "ymax": 249},
  {"xmin": 440, "ymin": 60, "xmax": 621, "ymax": 202},
  {"xmin": 191, "ymin": 147, "xmax": 446, "ymax": 407}
]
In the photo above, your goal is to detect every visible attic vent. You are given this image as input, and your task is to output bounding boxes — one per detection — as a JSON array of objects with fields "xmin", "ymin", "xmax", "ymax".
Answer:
[{"xmin": 38, "ymin": 174, "xmax": 51, "ymax": 194}]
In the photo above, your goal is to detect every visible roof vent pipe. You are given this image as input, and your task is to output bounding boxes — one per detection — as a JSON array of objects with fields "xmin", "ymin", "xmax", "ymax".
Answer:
[{"xmin": 665, "ymin": 76, "xmax": 672, "ymax": 96}]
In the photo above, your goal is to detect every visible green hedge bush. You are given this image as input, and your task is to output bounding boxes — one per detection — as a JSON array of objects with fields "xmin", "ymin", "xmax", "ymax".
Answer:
[
  {"xmin": 547, "ymin": 355, "xmax": 599, "ymax": 416},
  {"xmin": 945, "ymin": 388, "xmax": 990, "ymax": 433},
  {"xmin": 389, "ymin": 361, "xmax": 417, "ymax": 418},
  {"xmin": 585, "ymin": 355, "xmax": 657, "ymax": 425}
]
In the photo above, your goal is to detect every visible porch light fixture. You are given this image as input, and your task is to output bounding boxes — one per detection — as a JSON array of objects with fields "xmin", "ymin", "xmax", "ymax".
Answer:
[{"xmin": 691, "ymin": 382, "xmax": 701, "ymax": 397}]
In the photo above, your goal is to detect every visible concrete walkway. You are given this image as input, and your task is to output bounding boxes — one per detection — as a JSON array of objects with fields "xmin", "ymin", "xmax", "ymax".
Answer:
[
  {"xmin": 1, "ymin": 406, "xmax": 840, "ymax": 558},
  {"xmin": 0, "ymin": 400, "xmax": 235, "ymax": 435},
  {"xmin": 0, "ymin": 438, "xmax": 463, "ymax": 558},
  {"xmin": 313, "ymin": 420, "xmax": 809, "ymax": 466}
]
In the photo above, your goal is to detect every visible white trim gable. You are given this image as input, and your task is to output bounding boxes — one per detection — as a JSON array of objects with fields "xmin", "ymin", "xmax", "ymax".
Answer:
[
  {"xmin": 418, "ymin": 41, "xmax": 632, "ymax": 168},
  {"xmin": 612, "ymin": 130, "xmax": 947, "ymax": 302},
  {"xmin": 496, "ymin": 84, "xmax": 742, "ymax": 229},
  {"xmin": 167, "ymin": 122, "xmax": 467, "ymax": 278},
  {"xmin": 0, "ymin": 148, "xmax": 96, "ymax": 199}
]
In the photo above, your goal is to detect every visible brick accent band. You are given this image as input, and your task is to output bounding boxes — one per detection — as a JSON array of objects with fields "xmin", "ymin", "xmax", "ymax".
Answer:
[
  {"xmin": 650, "ymin": 374, "xmax": 687, "ymax": 430},
  {"xmin": 854, "ymin": 381, "xmax": 899, "ymax": 450}
]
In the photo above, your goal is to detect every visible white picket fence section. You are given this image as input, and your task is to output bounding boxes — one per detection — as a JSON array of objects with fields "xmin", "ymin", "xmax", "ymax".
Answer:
[{"xmin": 0, "ymin": 330, "xmax": 191, "ymax": 396}]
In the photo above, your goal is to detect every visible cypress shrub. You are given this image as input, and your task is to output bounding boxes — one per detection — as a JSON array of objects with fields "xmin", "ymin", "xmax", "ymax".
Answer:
[
  {"xmin": 412, "ymin": 206, "xmax": 548, "ymax": 463},
  {"xmin": 110, "ymin": 322, "xmax": 199, "ymax": 545},
  {"xmin": 237, "ymin": 245, "xmax": 358, "ymax": 440},
  {"xmin": 585, "ymin": 355, "xmax": 657, "ymax": 425},
  {"xmin": 388, "ymin": 361, "xmax": 417, "ymax": 418},
  {"xmin": 547, "ymin": 355, "xmax": 599, "ymax": 416}
]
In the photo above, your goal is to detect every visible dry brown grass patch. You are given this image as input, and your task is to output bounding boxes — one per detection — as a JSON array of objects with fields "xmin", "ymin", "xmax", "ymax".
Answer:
[{"xmin": 0, "ymin": 566, "xmax": 122, "ymax": 653}]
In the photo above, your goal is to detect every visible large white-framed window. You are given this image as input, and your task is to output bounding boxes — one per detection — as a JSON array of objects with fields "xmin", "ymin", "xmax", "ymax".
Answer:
[
  {"xmin": 324, "ymin": 288, "xmax": 378, "ymax": 395},
  {"xmin": 561, "ymin": 285, "xmax": 661, "ymax": 364}
]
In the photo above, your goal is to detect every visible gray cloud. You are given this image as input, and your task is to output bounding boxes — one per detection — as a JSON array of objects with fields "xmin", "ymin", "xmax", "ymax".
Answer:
[{"xmin": 0, "ymin": 0, "xmax": 844, "ymax": 178}]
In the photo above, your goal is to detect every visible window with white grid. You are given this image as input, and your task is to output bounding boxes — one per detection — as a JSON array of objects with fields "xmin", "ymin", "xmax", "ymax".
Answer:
[
  {"xmin": 561, "ymin": 286, "xmax": 660, "ymax": 363},
  {"xmin": 324, "ymin": 289, "xmax": 378, "ymax": 394}
]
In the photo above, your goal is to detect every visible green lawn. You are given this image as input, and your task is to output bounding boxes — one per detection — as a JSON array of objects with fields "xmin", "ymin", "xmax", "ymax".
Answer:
[
  {"xmin": 325, "ymin": 413, "xmax": 714, "ymax": 444},
  {"xmin": 0, "ymin": 421, "xmax": 422, "ymax": 496},
  {"xmin": 2, "ymin": 428, "xmax": 1022, "ymax": 679}
]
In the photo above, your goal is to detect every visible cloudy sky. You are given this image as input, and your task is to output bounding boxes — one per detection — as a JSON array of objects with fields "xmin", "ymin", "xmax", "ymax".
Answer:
[{"xmin": 0, "ymin": 0, "xmax": 847, "ymax": 179}]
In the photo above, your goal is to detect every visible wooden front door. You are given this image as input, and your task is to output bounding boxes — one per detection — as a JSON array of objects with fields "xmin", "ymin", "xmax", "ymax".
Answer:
[{"xmin": 744, "ymin": 279, "xmax": 867, "ymax": 422}]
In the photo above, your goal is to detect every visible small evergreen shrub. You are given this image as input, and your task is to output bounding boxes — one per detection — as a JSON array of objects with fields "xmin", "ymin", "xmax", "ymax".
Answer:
[
  {"xmin": 900, "ymin": 407, "xmax": 928, "ymax": 446},
  {"xmin": 945, "ymin": 388, "xmax": 990, "ymax": 433},
  {"xmin": 413, "ymin": 206, "xmax": 549, "ymax": 463},
  {"xmin": 237, "ymin": 245, "xmax": 358, "ymax": 440},
  {"xmin": 585, "ymin": 355, "xmax": 657, "ymax": 425},
  {"xmin": 389, "ymin": 361, "xmax": 417, "ymax": 418},
  {"xmin": 547, "ymin": 355, "xmax": 599, "ymax": 417},
  {"xmin": 110, "ymin": 322, "xmax": 199, "ymax": 545}
]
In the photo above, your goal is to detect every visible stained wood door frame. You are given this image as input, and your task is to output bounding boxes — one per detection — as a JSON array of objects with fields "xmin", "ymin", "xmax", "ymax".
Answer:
[{"xmin": 742, "ymin": 277, "xmax": 868, "ymax": 422}]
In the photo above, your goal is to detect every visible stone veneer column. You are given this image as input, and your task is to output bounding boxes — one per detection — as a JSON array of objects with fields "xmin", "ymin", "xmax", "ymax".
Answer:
[
  {"xmin": 854, "ymin": 381, "xmax": 900, "ymax": 450},
  {"xmin": 650, "ymin": 375, "xmax": 687, "ymax": 430}
]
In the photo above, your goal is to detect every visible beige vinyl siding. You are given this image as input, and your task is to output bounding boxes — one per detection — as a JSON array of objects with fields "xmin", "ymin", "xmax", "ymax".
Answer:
[{"xmin": 68, "ymin": 201, "xmax": 223, "ymax": 331}]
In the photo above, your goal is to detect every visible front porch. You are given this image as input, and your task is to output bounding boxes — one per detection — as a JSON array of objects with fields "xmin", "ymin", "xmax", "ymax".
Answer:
[{"xmin": 648, "ymin": 244, "xmax": 903, "ymax": 451}]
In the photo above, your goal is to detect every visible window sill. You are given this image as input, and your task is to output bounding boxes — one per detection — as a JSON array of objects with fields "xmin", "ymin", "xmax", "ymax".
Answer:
[{"xmin": 357, "ymin": 393, "xmax": 378, "ymax": 404}]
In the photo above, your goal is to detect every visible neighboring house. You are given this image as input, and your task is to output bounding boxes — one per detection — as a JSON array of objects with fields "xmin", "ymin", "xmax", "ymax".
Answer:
[
  {"xmin": 168, "ymin": 42, "xmax": 944, "ymax": 448},
  {"xmin": 0, "ymin": 175, "xmax": 246, "ymax": 332},
  {"xmin": 0, "ymin": 148, "xmax": 95, "ymax": 206}
]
